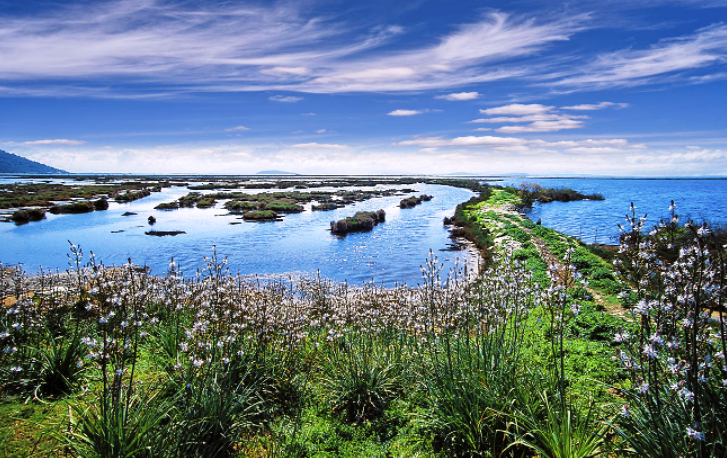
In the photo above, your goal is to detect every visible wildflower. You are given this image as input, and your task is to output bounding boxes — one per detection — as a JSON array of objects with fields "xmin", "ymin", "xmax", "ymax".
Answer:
[
  {"xmin": 81, "ymin": 337, "xmax": 96, "ymax": 347},
  {"xmin": 643, "ymin": 344, "xmax": 658, "ymax": 359},
  {"xmin": 620, "ymin": 404, "xmax": 630, "ymax": 418},
  {"xmin": 679, "ymin": 388, "xmax": 694, "ymax": 402},
  {"xmin": 10, "ymin": 366, "xmax": 22, "ymax": 372},
  {"xmin": 638, "ymin": 382, "xmax": 650, "ymax": 394},
  {"xmin": 115, "ymin": 369, "xmax": 123, "ymax": 376},
  {"xmin": 649, "ymin": 333, "xmax": 664, "ymax": 346},
  {"xmin": 570, "ymin": 303, "xmax": 581, "ymax": 316},
  {"xmin": 686, "ymin": 427, "xmax": 705, "ymax": 441}
]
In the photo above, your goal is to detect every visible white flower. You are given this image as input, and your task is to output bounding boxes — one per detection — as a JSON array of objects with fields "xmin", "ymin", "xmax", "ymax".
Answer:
[
  {"xmin": 620, "ymin": 404, "xmax": 630, "ymax": 418},
  {"xmin": 643, "ymin": 344, "xmax": 658, "ymax": 359},
  {"xmin": 680, "ymin": 388, "xmax": 694, "ymax": 402},
  {"xmin": 686, "ymin": 427, "xmax": 705, "ymax": 441}
]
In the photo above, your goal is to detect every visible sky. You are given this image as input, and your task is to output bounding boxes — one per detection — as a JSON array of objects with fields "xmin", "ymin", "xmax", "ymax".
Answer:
[{"xmin": 1, "ymin": 0, "xmax": 727, "ymax": 176}]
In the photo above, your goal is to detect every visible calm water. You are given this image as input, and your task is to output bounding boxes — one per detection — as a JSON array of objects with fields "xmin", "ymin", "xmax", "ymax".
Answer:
[
  {"xmin": 0, "ymin": 182, "xmax": 476, "ymax": 285},
  {"xmin": 3, "ymin": 177, "xmax": 726, "ymax": 282},
  {"xmin": 497, "ymin": 178, "xmax": 727, "ymax": 244}
]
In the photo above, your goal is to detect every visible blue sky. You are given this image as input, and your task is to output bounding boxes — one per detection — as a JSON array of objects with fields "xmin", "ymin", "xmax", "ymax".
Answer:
[{"xmin": 1, "ymin": 0, "xmax": 726, "ymax": 175}]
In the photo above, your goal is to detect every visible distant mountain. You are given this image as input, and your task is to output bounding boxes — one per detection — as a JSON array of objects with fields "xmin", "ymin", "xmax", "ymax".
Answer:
[
  {"xmin": 0, "ymin": 149, "xmax": 67, "ymax": 174},
  {"xmin": 255, "ymin": 170, "xmax": 298, "ymax": 175}
]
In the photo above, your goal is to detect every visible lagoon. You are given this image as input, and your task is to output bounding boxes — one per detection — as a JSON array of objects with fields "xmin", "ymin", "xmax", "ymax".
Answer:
[{"xmin": 0, "ymin": 181, "xmax": 476, "ymax": 285}]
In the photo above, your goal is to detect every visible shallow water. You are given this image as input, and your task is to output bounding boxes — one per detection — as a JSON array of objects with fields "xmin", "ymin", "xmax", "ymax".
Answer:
[
  {"xmin": 497, "ymin": 178, "xmax": 727, "ymax": 244},
  {"xmin": 0, "ymin": 181, "xmax": 476, "ymax": 285}
]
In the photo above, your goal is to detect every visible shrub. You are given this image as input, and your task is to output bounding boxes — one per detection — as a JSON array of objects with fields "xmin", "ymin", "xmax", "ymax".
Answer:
[
  {"xmin": 93, "ymin": 198, "xmax": 109, "ymax": 211},
  {"xmin": 49, "ymin": 201, "xmax": 95, "ymax": 214},
  {"xmin": 11, "ymin": 208, "xmax": 45, "ymax": 224}
]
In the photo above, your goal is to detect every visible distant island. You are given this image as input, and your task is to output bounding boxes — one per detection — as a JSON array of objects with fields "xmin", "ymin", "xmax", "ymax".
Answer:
[
  {"xmin": 0, "ymin": 149, "xmax": 67, "ymax": 174},
  {"xmin": 255, "ymin": 170, "xmax": 298, "ymax": 175}
]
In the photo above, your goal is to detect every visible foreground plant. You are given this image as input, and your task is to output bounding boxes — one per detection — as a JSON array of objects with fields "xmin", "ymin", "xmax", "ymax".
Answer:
[
  {"xmin": 612, "ymin": 202, "xmax": 727, "ymax": 457},
  {"xmin": 63, "ymin": 387, "xmax": 172, "ymax": 458}
]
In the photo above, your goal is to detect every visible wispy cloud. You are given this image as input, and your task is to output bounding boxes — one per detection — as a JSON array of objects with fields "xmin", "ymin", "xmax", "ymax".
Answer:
[
  {"xmin": 396, "ymin": 135, "xmax": 526, "ymax": 147},
  {"xmin": 549, "ymin": 24, "xmax": 727, "ymax": 90},
  {"xmin": 471, "ymin": 103, "xmax": 587, "ymax": 132},
  {"xmin": 0, "ymin": 2, "xmax": 586, "ymax": 96},
  {"xmin": 480, "ymin": 103, "xmax": 554, "ymax": 116},
  {"xmin": 387, "ymin": 109, "xmax": 432, "ymax": 116},
  {"xmin": 496, "ymin": 119, "xmax": 584, "ymax": 133},
  {"xmin": 291, "ymin": 142, "xmax": 350, "ymax": 149},
  {"xmin": 17, "ymin": 139, "xmax": 87, "ymax": 146},
  {"xmin": 270, "ymin": 95, "xmax": 304, "ymax": 103},
  {"xmin": 435, "ymin": 92, "xmax": 481, "ymax": 101},
  {"xmin": 562, "ymin": 101, "xmax": 629, "ymax": 110},
  {"xmin": 225, "ymin": 126, "xmax": 250, "ymax": 132}
]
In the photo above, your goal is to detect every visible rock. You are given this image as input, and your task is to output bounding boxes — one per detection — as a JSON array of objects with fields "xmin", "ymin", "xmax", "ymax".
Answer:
[{"xmin": 145, "ymin": 230, "xmax": 185, "ymax": 236}]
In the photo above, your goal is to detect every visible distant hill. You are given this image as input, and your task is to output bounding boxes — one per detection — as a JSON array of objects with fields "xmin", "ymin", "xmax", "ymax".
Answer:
[
  {"xmin": 0, "ymin": 149, "xmax": 67, "ymax": 174},
  {"xmin": 256, "ymin": 170, "xmax": 298, "ymax": 175}
]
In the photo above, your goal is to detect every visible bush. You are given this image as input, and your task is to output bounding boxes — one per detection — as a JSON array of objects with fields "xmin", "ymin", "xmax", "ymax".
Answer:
[
  {"xmin": 49, "ymin": 201, "xmax": 94, "ymax": 214},
  {"xmin": 11, "ymin": 208, "xmax": 45, "ymax": 224},
  {"xmin": 331, "ymin": 210, "xmax": 385, "ymax": 234},
  {"xmin": 93, "ymin": 198, "xmax": 109, "ymax": 211}
]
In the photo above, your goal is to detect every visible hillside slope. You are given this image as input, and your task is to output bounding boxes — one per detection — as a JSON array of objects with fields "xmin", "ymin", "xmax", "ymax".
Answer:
[{"xmin": 0, "ymin": 149, "xmax": 67, "ymax": 174}]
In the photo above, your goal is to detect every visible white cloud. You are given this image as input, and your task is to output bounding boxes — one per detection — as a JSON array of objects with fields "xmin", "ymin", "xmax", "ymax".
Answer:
[
  {"xmin": 470, "ymin": 113, "xmax": 586, "ymax": 123},
  {"xmin": 550, "ymin": 24, "xmax": 727, "ymax": 90},
  {"xmin": 472, "ymin": 103, "xmax": 589, "ymax": 132},
  {"xmin": 387, "ymin": 109, "xmax": 431, "ymax": 116},
  {"xmin": 480, "ymin": 103, "xmax": 554, "ymax": 116},
  {"xmin": 529, "ymin": 138, "xmax": 640, "ymax": 148},
  {"xmin": 0, "ymin": 3, "xmax": 586, "ymax": 96},
  {"xmin": 396, "ymin": 135, "xmax": 526, "ymax": 148},
  {"xmin": 496, "ymin": 119, "xmax": 584, "ymax": 133},
  {"xmin": 18, "ymin": 139, "xmax": 727, "ymax": 176},
  {"xmin": 20, "ymin": 139, "xmax": 86, "ymax": 146},
  {"xmin": 473, "ymin": 127, "xmax": 492, "ymax": 131},
  {"xmin": 260, "ymin": 67, "xmax": 311, "ymax": 76},
  {"xmin": 270, "ymin": 95, "xmax": 303, "ymax": 103},
  {"xmin": 562, "ymin": 102, "xmax": 629, "ymax": 110},
  {"xmin": 225, "ymin": 125, "xmax": 250, "ymax": 132},
  {"xmin": 435, "ymin": 92, "xmax": 481, "ymax": 101},
  {"xmin": 315, "ymin": 129, "xmax": 327, "ymax": 134},
  {"xmin": 291, "ymin": 142, "xmax": 350, "ymax": 150}
]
